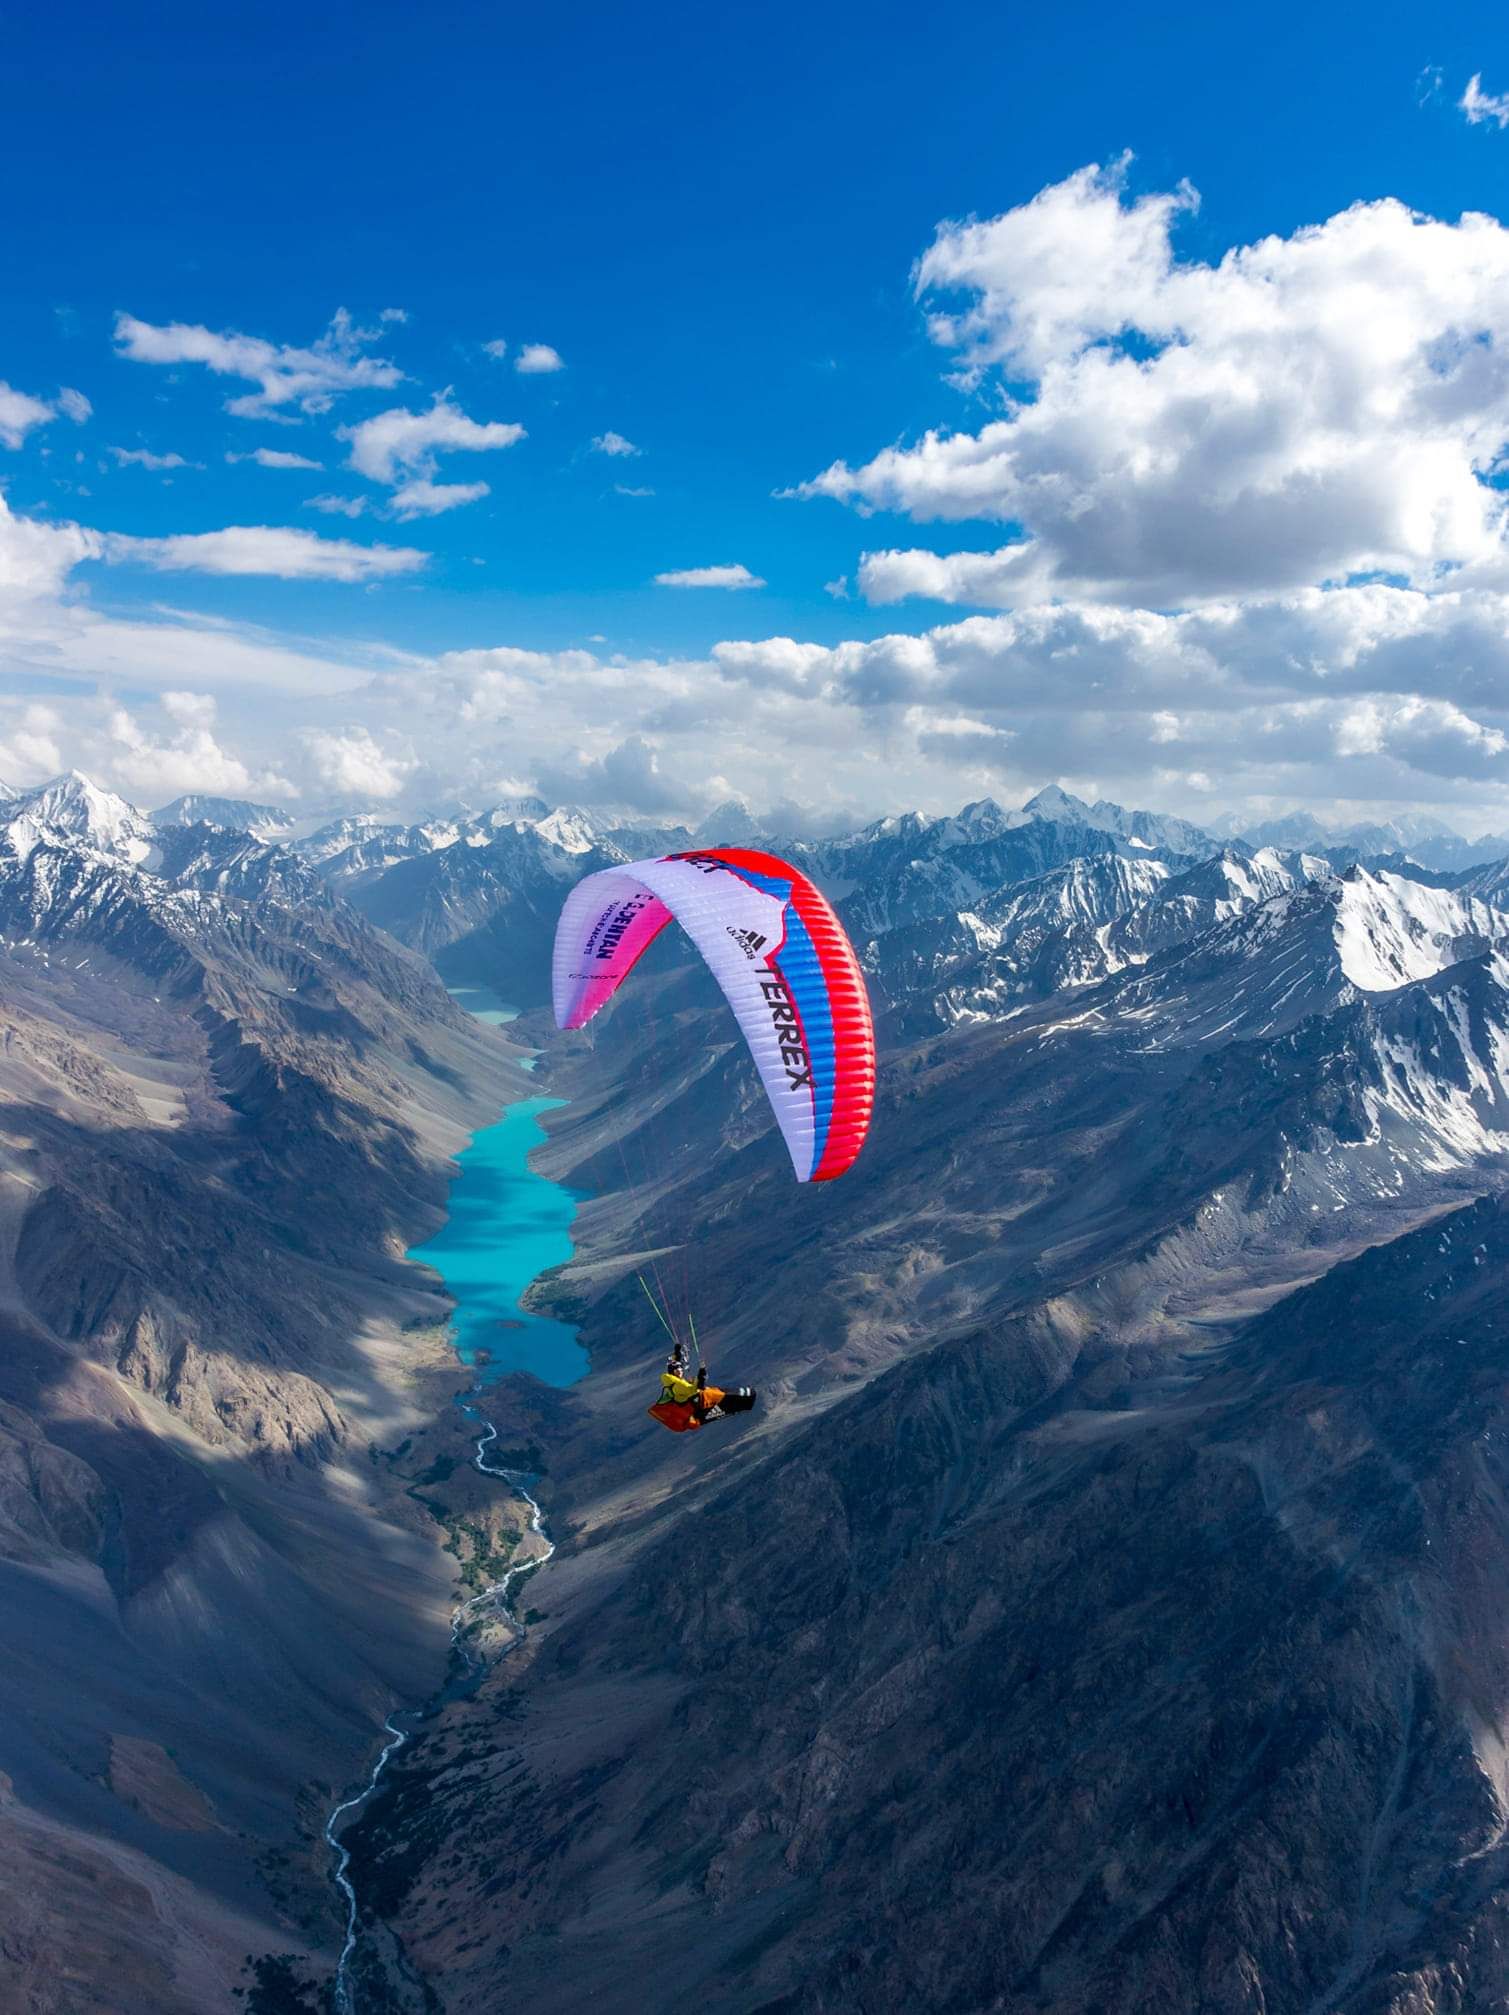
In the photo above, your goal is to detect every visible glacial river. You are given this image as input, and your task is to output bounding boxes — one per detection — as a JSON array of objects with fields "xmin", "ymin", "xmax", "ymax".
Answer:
[{"xmin": 326, "ymin": 986, "xmax": 585, "ymax": 2011}]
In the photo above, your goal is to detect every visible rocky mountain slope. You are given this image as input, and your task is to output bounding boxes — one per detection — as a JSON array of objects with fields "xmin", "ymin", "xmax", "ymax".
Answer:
[
  {"xmin": 352, "ymin": 1185, "xmax": 1509, "ymax": 2015},
  {"xmin": 10, "ymin": 771, "xmax": 1509, "ymax": 2013},
  {"xmin": 335, "ymin": 822, "xmax": 1509, "ymax": 2014},
  {"xmin": 0, "ymin": 778, "xmax": 534, "ymax": 2011}
]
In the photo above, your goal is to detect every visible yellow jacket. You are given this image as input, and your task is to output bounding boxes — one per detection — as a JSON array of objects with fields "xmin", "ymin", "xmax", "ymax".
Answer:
[{"xmin": 660, "ymin": 1371, "xmax": 699, "ymax": 1404}]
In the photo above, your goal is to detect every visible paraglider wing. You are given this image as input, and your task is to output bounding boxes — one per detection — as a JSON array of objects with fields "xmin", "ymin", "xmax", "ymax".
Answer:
[{"xmin": 552, "ymin": 847, "xmax": 874, "ymax": 1182}]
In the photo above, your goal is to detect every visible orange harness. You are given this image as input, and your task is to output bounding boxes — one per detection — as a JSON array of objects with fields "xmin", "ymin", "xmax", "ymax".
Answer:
[{"xmin": 648, "ymin": 1384, "xmax": 729, "ymax": 1433}]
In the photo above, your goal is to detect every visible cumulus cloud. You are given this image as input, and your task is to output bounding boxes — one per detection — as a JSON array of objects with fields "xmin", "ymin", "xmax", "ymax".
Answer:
[
  {"xmin": 0, "ymin": 702, "xmax": 66, "ymax": 782},
  {"xmin": 592, "ymin": 430, "xmax": 640, "ymax": 457},
  {"xmin": 0, "ymin": 383, "xmax": 66, "ymax": 449},
  {"xmin": 102, "ymin": 524, "xmax": 427, "ymax": 581},
  {"xmin": 56, "ymin": 388, "xmax": 91, "ymax": 425},
  {"xmin": 228, "ymin": 446, "xmax": 324, "ymax": 470},
  {"xmin": 110, "ymin": 446, "xmax": 191, "ymax": 470},
  {"xmin": 654, "ymin": 563, "xmax": 765, "ymax": 589},
  {"xmin": 1334, "ymin": 695, "xmax": 1508, "ymax": 778},
  {"xmin": 2, "ymin": 423, "xmax": 1508, "ymax": 827},
  {"xmin": 708, "ymin": 590, "xmax": 1509, "ymax": 727},
  {"xmin": 535, "ymin": 734, "xmax": 710, "ymax": 814},
  {"xmin": 515, "ymin": 344, "xmax": 564, "ymax": 374},
  {"xmin": 339, "ymin": 393, "xmax": 523, "ymax": 514},
  {"xmin": 1461, "ymin": 74, "xmax": 1509, "ymax": 127},
  {"xmin": 306, "ymin": 494, "xmax": 367, "ymax": 517},
  {"xmin": 115, "ymin": 306, "xmax": 403, "ymax": 417},
  {"xmin": 0, "ymin": 491, "xmax": 102, "ymax": 594},
  {"xmin": 388, "ymin": 478, "xmax": 491, "ymax": 519},
  {"xmin": 304, "ymin": 725, "xmax": 414, "ymax": 799},
  {"xmin": 711, "ymin": 637, "xmax": 831, "ymax": 691},
  {"xmin": 109, "ymin": 691, "xmax": 294, "ymax": 801},
  {"xmin": 483, "ymin": 339, "xmax": 508, "ymax": 360},
  {"xmin": 438, "ymin": 644, "xmax": 604, "ymax": 725},
  {"xmin": 798, "ymin": 161, "xmax": 1509, "ymax": 608},
  {"xmin": 341, "ymin": 396, "xmax": 522, "ymax": 483}
]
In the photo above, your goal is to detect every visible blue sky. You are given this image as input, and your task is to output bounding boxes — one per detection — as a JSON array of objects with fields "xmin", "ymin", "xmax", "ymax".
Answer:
[{"xmin": 5, "ymin": 0, "xmax": 1509, "ymax": 826}]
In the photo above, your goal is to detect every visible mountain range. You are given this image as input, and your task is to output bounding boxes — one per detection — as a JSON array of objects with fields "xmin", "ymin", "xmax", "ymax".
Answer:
[
  {"xmin": 324, "ymin": 814, "xmax": 1509, "ymax": 2012},
  {"xmin": 0, "ymin": 769, "xmax": 538, "ymax": 2008},
  {"xmin": 3, "ymin": 768, "xmax": 1509, "ymax": 2010}
]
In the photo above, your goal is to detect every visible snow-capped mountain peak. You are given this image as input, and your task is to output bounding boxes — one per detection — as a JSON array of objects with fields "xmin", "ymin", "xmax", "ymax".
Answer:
[
  {"xmin": 1018, "ymin": 784, "xmax": 1088, "ymax": 822},
  {"xmin": 692, "ymin": 798, "xmax": 763, "ymax": 846},
  {"xmin": 6, "ymin": 771, "xmax": 156, "ymax": 866},
  {"xmin": 152, "ymin": 794, "xmax": 296, "ymax": 841},
  {"xmin": 529, "ymin": 807, "xmax": 599, "ymax": 854}
]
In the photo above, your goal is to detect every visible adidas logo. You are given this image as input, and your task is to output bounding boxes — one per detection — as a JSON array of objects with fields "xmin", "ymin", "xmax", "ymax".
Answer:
[{"xmin": 727, "ymin": 927, "xmax": 768, "ymax": 960}]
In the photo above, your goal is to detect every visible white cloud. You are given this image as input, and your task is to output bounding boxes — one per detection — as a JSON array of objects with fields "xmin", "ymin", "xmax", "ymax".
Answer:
[
  {"xmin": 592, "ymin": 431, "xmax": 640, "ymax": 457},
  {"xmin": 514, "ymin": 343, "xmax": 564, "ymax": 374},
  {"xmin": 388, "ymin": 478, "xmax": 491, "ymax": 519},
  {"xmin": 535, "ymin": 734, "xmax": 710, "ymax": 814},
  {"xmin": 161, "ymin": 690, "xmax": 217, "ymax": 730},
  {"xmin": 304, "ymin": 725, "xmax": 414, "ymax": 799},
  {"xmin": 109, "ymin": 691, "xmax": 295, "ymax": 801},
  {"xmin": 712, "ymin": 637, "xmax": 831, "ymax": 691},
  {"xmin": 483, "ymin": 339, "xmax": 508, "ymax": 360},
  {"xmin": 379, "ymin": 307, "xmax": 408, "ymax": 324},
  {"xmin": 1461, "ymin": 74, "xmax": 1509, "ymax": 127},
  {"xmin": 654, "ymin": 563, "xmax": 766, "ymax": 589},
  {"xmin": 1, "ymin": 383, "xmax": 93, "ymax": 450},
  {"xmin": 0, "ymin": 494, "xmax": 380, "ymax": 712},
  {"xmin": 110, "ymin": 446, "xmax": 191, "ymax": 470},
  {"xmin": 615, "ymin": 483, "xmax": 655, "ymax": 497},
  {"xmin": 0, "ymin": 491, "xmax": 102, "ymax": 594},
  {"xmin": 115, "ymin": 307, "xmax": 403, "ymax": 417},
  {"xmin": 228, "ymin": 446, "xmax": 324, "ymax": 470},
  {"xmin": 824, "ymin": 576, "xmax": 849, "ymax": 599},
  {"xmin": 441, "ymin": 644, "xmax": 602, "ymax": 724},
  {"xmin": 2, "ymin": 452, "xmax": 1508, "ymax": 826},
  {"xmin": 338, "ymin": 393, "xmax": 523, "ymax": 515},
  {"xmin": 102, "ymin": 524, "xmax": 427, "ymax": 581},
  {"xmin": 306, "ymin": 494, "xmax": 367, "ymax": 517},
  {"xmin": 0, "ymin": 702, "xmax": 65, "ymax": 781},
  {"xmin": 797, "ymin": 161, "xmax": 1509, "ymax": 608},
  {"xmin": 0, "ymin": 383, "xmax": 63, "ymax": 450},
  {"xmin": 1334, "ymin": 695, "xmax": 1508, "ymax": 777}
]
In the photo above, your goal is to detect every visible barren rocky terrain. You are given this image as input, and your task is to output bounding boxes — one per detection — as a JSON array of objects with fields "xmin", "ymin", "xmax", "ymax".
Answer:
[
  {"xmin": 0, "ymin": 783, "xmax": 536, "ymax": 2012},
  {"xmin": 340, "ymin": 848, "xmax": 1509, "ymax": 2015},
  {"xmin": 9, "ymin": 777, "xmax": 1509, "ymax": 2014}
]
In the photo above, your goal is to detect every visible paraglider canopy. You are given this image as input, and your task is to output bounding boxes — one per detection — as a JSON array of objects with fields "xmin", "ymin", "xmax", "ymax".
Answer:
[{"xmin": 552, "ymin": 846, "xmax": 874, "ymax": 1182}]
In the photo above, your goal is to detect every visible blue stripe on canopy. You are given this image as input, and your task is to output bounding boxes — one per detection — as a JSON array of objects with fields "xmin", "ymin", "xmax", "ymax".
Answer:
[{"xmin": 717, "ymin": 860, "xmax": 835, "ymax": 1177}]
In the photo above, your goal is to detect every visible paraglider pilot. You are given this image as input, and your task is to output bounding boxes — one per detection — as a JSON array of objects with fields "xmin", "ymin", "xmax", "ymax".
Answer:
[
  {"xmin": 651, "ymin": 1345, "xmax": 756, "ymax": 1432},
  {"xmin": 660, "ymin": 1341, "xmax": 698, "ymax": 1407}
]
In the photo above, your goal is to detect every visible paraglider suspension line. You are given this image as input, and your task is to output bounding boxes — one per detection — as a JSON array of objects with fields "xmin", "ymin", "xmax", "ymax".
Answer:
[{"xmin": 637, "ymin": 1271, "xmax": 681, "ymax": 1350}]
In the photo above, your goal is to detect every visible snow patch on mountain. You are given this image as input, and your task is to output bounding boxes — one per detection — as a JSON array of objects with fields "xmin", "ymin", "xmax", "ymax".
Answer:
[
  {"xmin": 1363, "ymin": 951, "xmax": 1509, "ymax": 1173},
  {"xmin": 1332, "ymin": 869, "xmax": 1506, "ymax": 993}
]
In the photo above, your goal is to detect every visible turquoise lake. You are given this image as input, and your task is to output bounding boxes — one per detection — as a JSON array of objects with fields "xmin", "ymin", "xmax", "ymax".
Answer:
[{"xmin": 408, "ymin": 992, "xmax": 589, "ymax": 1387}]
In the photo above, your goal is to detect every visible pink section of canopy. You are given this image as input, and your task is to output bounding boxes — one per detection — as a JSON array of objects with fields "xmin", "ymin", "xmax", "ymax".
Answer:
[{"xmin": 557, "ymin": 888, "xmax": 672, "ymax": 1028}]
